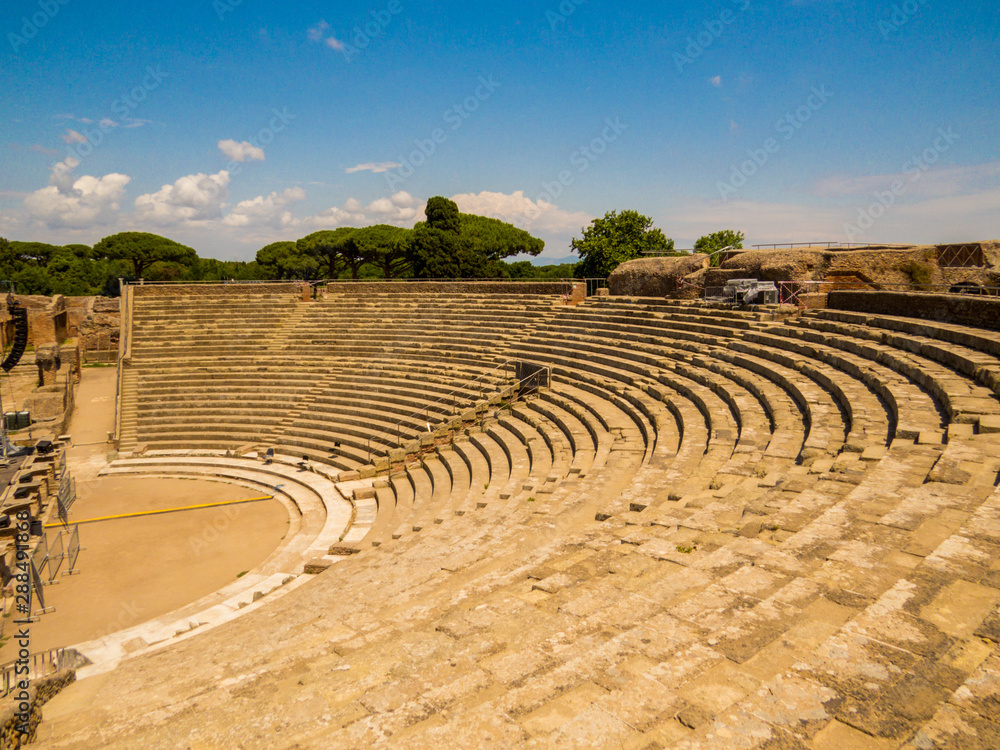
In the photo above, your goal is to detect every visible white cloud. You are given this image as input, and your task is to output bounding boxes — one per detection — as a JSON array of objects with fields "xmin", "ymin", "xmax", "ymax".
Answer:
[
  {"xmin": 659, "ymin": 185, "xmax": 1000, "ymax": 249},
  {"xmin": 448, "ymin": 190, "xmax": 596, "ymax": 259},
  {"xmin": 307, "ymin": 20, "xmax": 330, "ymax": 41},
  {"xmin": 218, "ymin": 139, "xmax": 265, "ymax": 163},
  {"xmin": 451, "ymin": 190, "xmax": 592, "ymax": 236},
  {"xmin": 811, "ymin": 162, "xmax": 1000, "ymax": 201},
  {"xmin": 310, "ymin": 191, "xmax": 421, "ymax": 228},
  {"xmin": 30, "ymin": 144, "xmax": 60, "ymax": 156},
  {"xmin": 134, "ymin": 171, "xmax": 230, "ymax": 226},
  {"xmin": 709, "ymin": 76, "xmax": 722, "ymax": 87},
  {"xmin": 61, "ymin": 129, "xmax": 86, "ymax": 144},
  {"xmin": 345, "ymin": 161, "xmax": 403, "ymax": 174},
  {"xmin": 49, "ymin": 155, "xmax": 80, "ymax": 192},
  {"xmin": 23, "ymin": 157, "xmax": 130, "ymax": 229},
  {"xmin": 223, "ymin": 187, "xmax": 306, "ymax": 228},
  {"xmin": 308, "ymin": 19, "xmax": 345, "ymax": 53}
]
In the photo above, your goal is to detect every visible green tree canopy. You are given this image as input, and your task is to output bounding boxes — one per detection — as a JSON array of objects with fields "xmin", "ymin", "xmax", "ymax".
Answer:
[
  {"xmin": 410, "ymin": 197, "xmax": 545, "ymax": 278},
  {"xmin": 191, "ymin": 257, "xmax": 269, "ymax": 282},
  {"xmin": 93, "ymin": 232, "xmax": 198, "ymax": 279},
  {"xmin": 256, "ymin": 241, "xmax": 320, "ymax": 279},
  {"xmin": 4, "ymin": 241, "xmax": 64, "ymax": 267},
  {"xmin": 460, "ymin": 214, "xmax": 544, "ymax": 261},
  {"xmin": 63, "ymin": 243, "xmax": 93, "ymax": 259},
  {"xmin": 425, "ymin": 196, "xmax": 461, "ymax": 233},
  {"xmin": 500, "ymin": 260, "xmax": 578, "ymax": 279},
  {"xmin": 409, "ymin": 197, "xmax": 464, "ymax": 278},
  {"xmin": 348, "ymin": 225, "xmax": 412, "ymax": 279},
  {"xmin": 571, "ymin": 210, "xmax": 674, "ymax": 278},
  {"xmin": 297, "ymin": 228, "xmax": 356, "ymax": 278},
  {"xmin": 694, "ymin": 229, "xmax": 745, "ymax": 266}
]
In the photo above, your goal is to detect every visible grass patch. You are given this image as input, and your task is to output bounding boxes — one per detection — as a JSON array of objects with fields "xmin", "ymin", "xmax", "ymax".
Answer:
[
  {"xmin": 236, "ymin": 570, "xmax": 249, "ymax": 578},
  {"xmin": 676, "ymin": 545, "xmax": 695, "ymax": 554},
  {"xmin": 903, "ymin": 260, "xmax": 935, "ymax": 286}
]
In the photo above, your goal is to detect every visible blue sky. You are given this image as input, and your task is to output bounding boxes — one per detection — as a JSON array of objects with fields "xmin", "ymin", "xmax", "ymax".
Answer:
[{"xmin": 1, "ymin": 0, "xmax": 997, "ymax": 262}]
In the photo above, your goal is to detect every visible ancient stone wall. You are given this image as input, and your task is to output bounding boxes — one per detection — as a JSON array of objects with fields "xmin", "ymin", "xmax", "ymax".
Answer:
[
  {"xmin": 828, "ymin": 290, "xmax": 1000, "ymax": 330},
  {"xmin": 325, "ymin": 281, "xmax": 574, "ymax": 296},
  {"xmin": 608, "ymin": 255, "xmax": 710, "ymax": 298},
  {"xmin": 130, "ymin": 283, "xmax": 303, "ymax": 298},
  {"xmin": 77, "ymin": 298, "xmax": 120, "ymax": 362},
  {"xmin": 62, "ymin": 296, "xmax": 94, "ymax": 338},
  {"xmin": 0, "ymin": 668, "xmax": 75, "ymax": 747}
]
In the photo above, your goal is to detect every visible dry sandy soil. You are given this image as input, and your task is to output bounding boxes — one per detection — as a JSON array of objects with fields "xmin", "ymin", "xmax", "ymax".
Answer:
[{"xmin": 0, "ymin": 367, "xmax": 288, "ymax": 661}]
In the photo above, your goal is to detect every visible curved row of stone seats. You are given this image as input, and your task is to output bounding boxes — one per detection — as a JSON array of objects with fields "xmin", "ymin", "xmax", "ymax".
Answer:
[
  {"xmin": 367, "ymin": 369, "xmax": 624, "ymax": 555},
  {"xmin": 328, "ymin": 432, "xmax": 957, "ymax": 749},
  {"xmin": 583, "ymin": 300, "xmax": 880, "ymax": 458},
  {"xmin": 300, "ymin": 381, "xmax": 595, "ymax": 554},
  {"xmin": 42, "ymin": 292, "xmax": 1000, "ymax": 747},
  {"xmin": 529, "ymin": 325, "xmax": 764, "ymax": 460},
  {"xmin": 376, "ymin": 407, "xmax": 574, "ymax": 549},
  {"xmin": 98, "ymin": 453, "xmax": 355, "ymax": 567},
  {"xmin": 552, "ymin": 300, "xmax": 850, "ymax": 465},
  {"xmin": 367, "ymin": 405, "xmax": 630, "ymax": 566},
  {"xmin": 545, "ymin": 299, "xmax": 883, "ymax": 527},
  {"xmin": 130, "ymin": 295, "xmax": 302, "ymax": 349},
  {"xmin": 512, "ymin": 327, "xmax": 751, "ymax": 480},
  {"xmin": 742, "ymin": 324, "xmax": 962, "ymax": 439},
  {"xmin": 728, "ymin": 334, "xmax": 896, "ymax": 449},
  {"xmin": 799, "ymin": 309, "xmax": 1000, "ymax": 414},
  {"xmin": 543, "ymin": 305, "xmax": 811, "ymax": 460},
  {"xmin": 126, "ymin": 359, "xmax": 517, "ymax": 461}
]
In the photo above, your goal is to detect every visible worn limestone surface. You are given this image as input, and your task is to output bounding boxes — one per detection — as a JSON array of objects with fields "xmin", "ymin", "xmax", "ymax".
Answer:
[
  {"xmin": 609, "ymin": 255, "xmax": 711, "ymax": 298},
  {"xmin": 29, "ymin": 287, "xmax": 1000, "ymax": 749},
  {"xmin": 612, "ymin": 243, "xmax": 999, "ymax": 301}
]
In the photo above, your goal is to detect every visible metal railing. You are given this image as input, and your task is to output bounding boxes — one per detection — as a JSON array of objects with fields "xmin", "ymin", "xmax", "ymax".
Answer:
[
  {"xmin": 751, "ymin": 242, "xmax": 914, "ymax": 250},
  {"xmin": 363, "ymin": 360, "xmax": 553, "ymax": 466},
  {"xmin": 706, "ymin": 280, "xmax": 1000, "ymax": 307},
  {"xmin": 578, "ymin": 278, "xmax": 608, "ymax": 297},
  {"xmin": 120, "ymin": 276, "xmax": 613, "ymax": 293},
  {"xmin": 0, "ymin": 648, "xmax": 67, "ymax": 697},
  {"xmin": 120, "ymin": 279, "xmax": 303, "ymax": 287},
  {"xmin": 65, "ymin": 524, "xmax": 81, "ymax": 575},
  {"xmin": 113, "ymin": 282, "xmax": 133, "ymax": 446},
  {"xmin": 364, "ymin": 359, "xmax": 516, "ymax": 460}
]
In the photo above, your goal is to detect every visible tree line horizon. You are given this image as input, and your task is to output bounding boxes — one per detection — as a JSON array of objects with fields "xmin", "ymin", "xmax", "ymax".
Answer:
[{"xmin": 0, "ymin": 196, "xmax": 744, "ymax": 296}]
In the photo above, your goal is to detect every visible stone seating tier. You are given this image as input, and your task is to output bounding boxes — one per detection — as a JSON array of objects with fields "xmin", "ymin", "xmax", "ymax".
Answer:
[{"xmin": 53, "ymin": 287, "xmax": 1000, "ymax": 750}]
